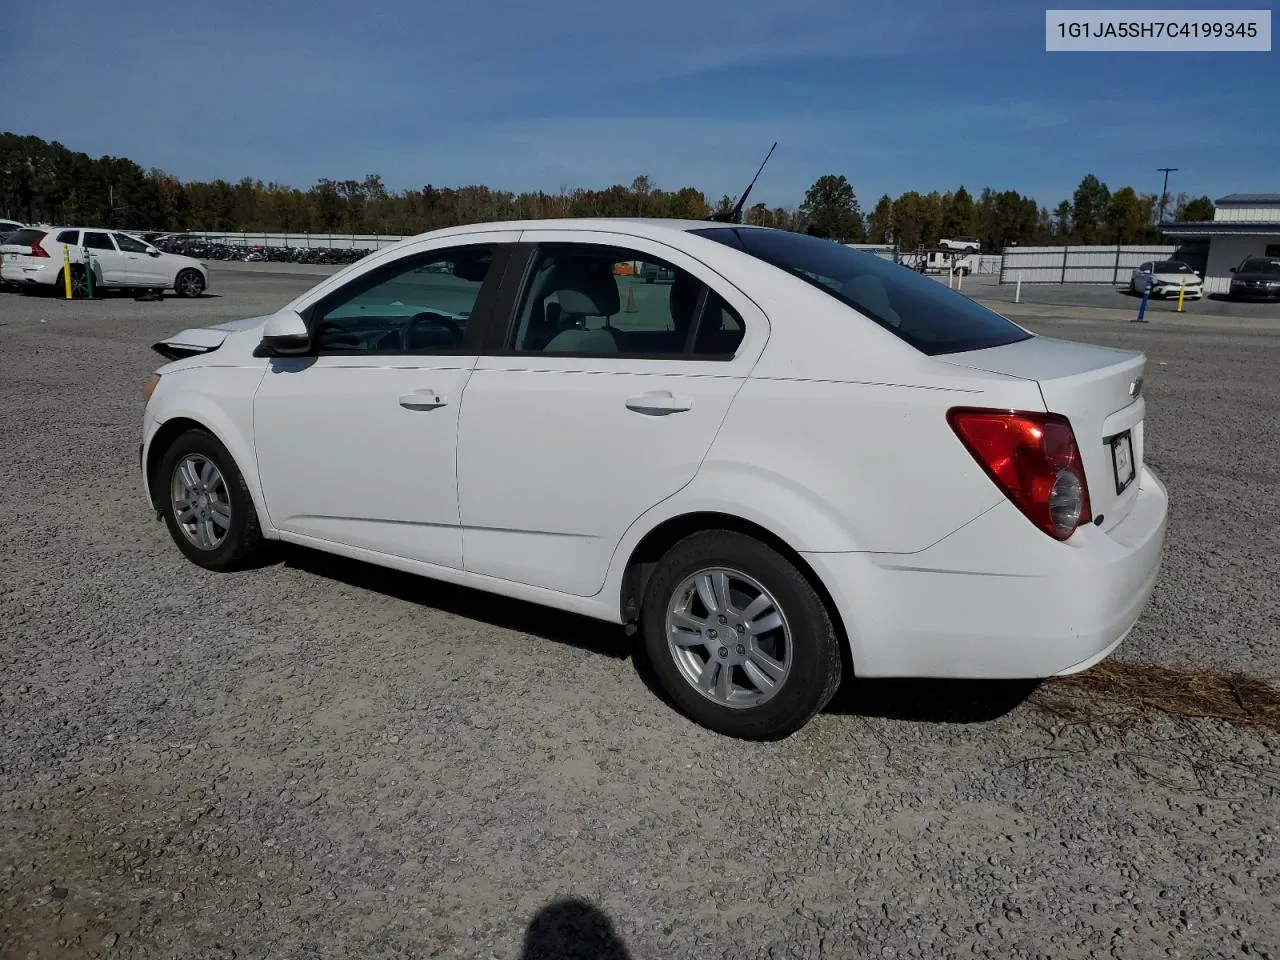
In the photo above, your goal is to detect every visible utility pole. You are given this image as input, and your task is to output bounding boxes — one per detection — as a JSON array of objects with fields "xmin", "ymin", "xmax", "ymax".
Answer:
[{"xmin": 1156, "ymin": 167, "xmax": 1178, "ymax": 224}]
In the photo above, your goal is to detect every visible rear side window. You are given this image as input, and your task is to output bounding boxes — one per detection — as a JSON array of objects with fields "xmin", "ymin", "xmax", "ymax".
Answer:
[
  {"xmin": 6, "ymin": 228, "xmax": 47, "ymax": 247},
  {"xmin": 83, "ymin": 232, "xmax": 116, "ymax": 251},
  {"xmin": 56, "ymin": 230, "xmax": 80, "ymax": 244},
  {"xmin": 693, "ymin": 227, "xmax": 1030, "ymax": 356}
]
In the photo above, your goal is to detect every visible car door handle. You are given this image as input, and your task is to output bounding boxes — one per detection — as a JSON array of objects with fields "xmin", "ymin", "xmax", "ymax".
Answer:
[
  {"xmin": 399, "ymin": 390, "xmax": 448, "ymax": 410},
  {"xmin": 625, "ymin": 390, "xmax": 692, "ymax": 415}
]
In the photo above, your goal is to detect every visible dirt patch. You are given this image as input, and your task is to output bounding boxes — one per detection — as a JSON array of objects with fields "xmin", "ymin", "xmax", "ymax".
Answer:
[{"xmin": 1032, "ymin": 660, "xmax": 1280, "ymax": 732}]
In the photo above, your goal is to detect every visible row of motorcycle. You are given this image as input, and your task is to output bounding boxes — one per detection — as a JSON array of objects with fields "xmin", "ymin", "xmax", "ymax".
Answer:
[{"xmin": 153, "ymin": 236, "xmax": 372, "ymax": 265}]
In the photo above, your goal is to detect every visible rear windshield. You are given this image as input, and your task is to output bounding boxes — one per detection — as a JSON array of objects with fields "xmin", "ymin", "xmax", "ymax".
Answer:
[
  {"xmin": 692, "ymin": 227, "xmax": 1030, "ymax": 356},
  {"xmin": 4, "ymin": 228, "xmax": 46, "ymax": 247}
]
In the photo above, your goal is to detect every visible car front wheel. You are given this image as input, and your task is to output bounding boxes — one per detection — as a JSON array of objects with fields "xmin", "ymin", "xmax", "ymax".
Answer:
[
  {"xmin": 158, "ymin": 428, "xmax": 265, "ymax": 571},
  {"xmin": 640, "ymin": 530, "xmax": 843, "ymax": 740},
  {"xmin": 174, "ymin": 269, "xmax": 205, "ymax": 298}
]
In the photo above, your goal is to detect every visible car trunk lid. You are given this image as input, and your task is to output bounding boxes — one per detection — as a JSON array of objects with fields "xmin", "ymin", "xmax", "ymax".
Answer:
[{"xmin": 941, "ymin": 335, "xmax": 1147, "ymax": 531}]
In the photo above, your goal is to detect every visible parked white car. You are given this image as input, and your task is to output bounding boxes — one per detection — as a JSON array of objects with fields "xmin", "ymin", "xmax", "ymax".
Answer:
[
  {"xmin": 1129, "ymin": 260, "xmax": 1203, "ymax": 299},
  {"xmin": 0, "ymin": 218, "xmax": 25, "ymax": 239},
  {"xmin": 140, "ymin": 218, "xmax": 1168, "ymax": 740},
  {"xmin": 1, "ymin": 226, "xmax": 208, "ymax": 297},
  {"xmin": 938, "ymin": 236, "xmax": 981, "ymax": 254}
]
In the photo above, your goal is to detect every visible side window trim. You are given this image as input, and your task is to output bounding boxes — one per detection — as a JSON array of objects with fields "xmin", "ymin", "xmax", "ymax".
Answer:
[
  {"xmin": 297, "ymin": 242, "xmax": 517, "ymax": 357},
  {"xmin": 490, "ymin": 241, "xmax": 740, "ymax": 361}
]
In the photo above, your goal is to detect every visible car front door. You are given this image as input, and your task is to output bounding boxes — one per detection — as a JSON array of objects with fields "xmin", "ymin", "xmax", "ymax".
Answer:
[
  {"xmin": 252, "ymin": 233, "xmax": 519, "ymax": 568},
  {"xmin": 81, "ymin": 231, "xmax": 130, "ymax": 285},
  {"xmin": 455, "ymin": 231, "xmax": 767, "ymax": 597},
  {"xmin": 113, "ymin": 232, "xmax": 159, "ymax": 284}
]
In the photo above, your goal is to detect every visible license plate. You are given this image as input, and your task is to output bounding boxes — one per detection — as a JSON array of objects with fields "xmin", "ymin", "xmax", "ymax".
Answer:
[{"xmin": 1109, "ymin": 430, "xmax": 1135, "ymax": 494}]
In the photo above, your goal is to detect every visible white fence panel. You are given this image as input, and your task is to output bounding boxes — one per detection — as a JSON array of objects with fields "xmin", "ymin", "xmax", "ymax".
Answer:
[{"xmin": 1001, "ymin": 245, "xmax": 1176, "ymax": 284}]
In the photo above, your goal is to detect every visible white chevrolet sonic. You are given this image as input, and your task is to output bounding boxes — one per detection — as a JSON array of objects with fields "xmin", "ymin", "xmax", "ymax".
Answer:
[{"xmin": 140, "ymin": 218, "xmax": 1169, "ymax": 740}]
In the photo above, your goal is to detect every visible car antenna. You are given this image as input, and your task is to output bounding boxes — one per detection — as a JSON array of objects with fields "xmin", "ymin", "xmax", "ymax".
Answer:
[{"xmin": 709, "ymin": 141, "xmax": 777, "ymax": 223}]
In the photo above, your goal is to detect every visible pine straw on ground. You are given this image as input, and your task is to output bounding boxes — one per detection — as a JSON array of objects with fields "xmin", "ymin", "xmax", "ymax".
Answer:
[{"xmin": 1031, "ymin": 660, "xmax": 1280, "ymax": 733}]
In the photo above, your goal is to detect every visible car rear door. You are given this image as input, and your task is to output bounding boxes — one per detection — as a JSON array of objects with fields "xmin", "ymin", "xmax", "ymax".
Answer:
[
  {"xmin": 455, "ymin": 230, "xmax": 767, "ymax": 597},
  {"xmin": 251, "ymin": 233, "xmax": 519, "ymax": 569},
  {"xmin": 81, "ymin": 231, "xmax": 130, "ymax": 285}
]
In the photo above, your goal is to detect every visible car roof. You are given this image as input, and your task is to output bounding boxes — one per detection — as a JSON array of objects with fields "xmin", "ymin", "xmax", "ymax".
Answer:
[{"xmin": 408, "ymin": 217, "xmax": 771, "ymax": 241}]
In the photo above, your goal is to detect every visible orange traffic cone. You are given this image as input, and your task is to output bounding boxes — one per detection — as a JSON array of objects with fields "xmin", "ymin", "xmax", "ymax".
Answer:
[{"xmin": 624, "ymin": 285, "xmax": 638, "ymax": 313}]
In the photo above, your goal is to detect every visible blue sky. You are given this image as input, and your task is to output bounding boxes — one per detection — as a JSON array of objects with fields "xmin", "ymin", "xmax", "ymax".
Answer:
[{"xmin": 2, "ymin": 0, "xmax": 1276, "ymax": 210}]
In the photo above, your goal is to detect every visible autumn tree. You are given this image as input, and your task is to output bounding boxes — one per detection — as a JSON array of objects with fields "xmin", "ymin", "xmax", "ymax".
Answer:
[
  {"xmin": 1178, "ymin": 195, "xmax": 1215, "ymax": 222},
  {"xmin": 799, "ymin": 174, "xmax": 865, "ymax": 242}
]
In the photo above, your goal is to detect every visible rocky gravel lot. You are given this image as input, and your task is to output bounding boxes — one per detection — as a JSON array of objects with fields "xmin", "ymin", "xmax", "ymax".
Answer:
[{"xmin": 2, "ymin": 266, "xmax": 1277, "ymax": 959}]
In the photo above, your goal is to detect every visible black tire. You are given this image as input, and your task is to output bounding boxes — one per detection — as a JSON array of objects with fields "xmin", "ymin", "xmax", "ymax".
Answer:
[
  {"xmin": 174, "ymin": 269, "xmax": 205, "ymax": 298},
  {"xmin": 57, "ymin": 268, "xmax": 90, "ymax": 299},
  {"xmin": 157, "ymin": 428, "xmax": 265, "ymax": 571},
  {"xmin": 640, "ymin": 530, "xmax": 843, "ymax": 740}
]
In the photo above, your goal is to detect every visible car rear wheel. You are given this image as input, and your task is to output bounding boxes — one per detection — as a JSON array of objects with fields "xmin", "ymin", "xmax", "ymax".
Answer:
[
  {"xmin": 158, "ymin": 428, "xmax": 265, "ymax": 571},
  {"xmin": 57, "ymin": 268, "xmax": 90, "ymax": 299},
  {"xmin": 174, "ymin": 269, "xmax": 205, "ymax": 298},
  {"xmin": 640, "ymin": 530, "xmax": 843, "ymax": 740}
]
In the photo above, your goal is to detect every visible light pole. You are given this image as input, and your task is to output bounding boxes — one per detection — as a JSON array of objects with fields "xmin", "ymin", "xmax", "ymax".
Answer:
[{"xmin": 1156, "ymin": 167, "xmax": 1178, "ymax": 224}]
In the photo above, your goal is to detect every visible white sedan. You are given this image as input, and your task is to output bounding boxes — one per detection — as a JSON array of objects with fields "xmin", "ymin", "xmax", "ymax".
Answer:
[
  {"xmin": 1, "ymin": 226, "xmax": 208, "ymax": 297},
  {"xmin": 140, "ymin": 218, "xmax": 1169, "ymax": 740},
  {"xmin": 1129, "ymin": 260, "xmax": 1203, "ymax": 299}
]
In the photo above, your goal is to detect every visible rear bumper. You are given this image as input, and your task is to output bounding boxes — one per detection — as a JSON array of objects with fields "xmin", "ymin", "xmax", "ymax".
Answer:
[
  {"xmin": 804, "ymin": 464, "xmax": 1169, "ymax": 679},
  {"xmin": 1, "ymin": 261, "xmax": 59, "ymax": 285}
]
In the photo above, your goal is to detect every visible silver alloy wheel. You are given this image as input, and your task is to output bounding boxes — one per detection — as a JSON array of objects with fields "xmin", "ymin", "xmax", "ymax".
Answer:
[
  {"xmin": 177, "ymin": 271, "xmax": 203, "ymax": 297},
  {"xmin": 665, "ymin": 567, "xmax": 793, "ymax": 709},
  {"xmin": 68, "ymin": 270, "xmax": 89, "ymax": 298},
  {"xmin": 170, "ymin": 454, "xmax": 231, "ymax": 550}
]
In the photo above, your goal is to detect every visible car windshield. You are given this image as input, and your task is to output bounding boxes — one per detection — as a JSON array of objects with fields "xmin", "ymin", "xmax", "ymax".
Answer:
[
  {"xmin": 1240, "ymin": 259, "xmax": 1280, "ymax": 275},
  {"xmin": 691, "ymin": 227, "xmax": 1030, "ymax": 356},
  {"xmin": 1152, "ymin": 261, "xmax": 1193, "ymax": 273}
]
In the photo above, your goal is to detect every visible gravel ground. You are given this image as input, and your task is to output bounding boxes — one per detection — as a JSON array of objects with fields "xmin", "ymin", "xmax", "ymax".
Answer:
[{"xmin": 2, "ymin": 265, "xmax": 1277, "ymax": 960}]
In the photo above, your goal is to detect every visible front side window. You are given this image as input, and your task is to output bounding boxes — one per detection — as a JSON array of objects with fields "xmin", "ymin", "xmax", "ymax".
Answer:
[
  {"xmin": 309, "ymin": 245, "xmax": 495, "ymax": 353},
  {"xmin": 114, "ymin": 233, "xmax": 149, "ymax": 253},
  {"xmin": 83, "ymin": 232, "xmax": 116, "ymax": 251},
  {"xmin": 693, "ymin": 227, "xmax": 1030, "ymax": 357},
  {"xmin": 510, "ymin": 245, "xmax": 744, "ymax": 357}
]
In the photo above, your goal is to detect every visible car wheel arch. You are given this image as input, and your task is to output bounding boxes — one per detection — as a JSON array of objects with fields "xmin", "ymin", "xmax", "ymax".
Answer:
[
  {"xmin": 145, "ymin": 414, "xmax": 273, "ymax": 536},
  {"xmin": 617, "ymin": 510, "xmax": 854, "ymax": 677}
]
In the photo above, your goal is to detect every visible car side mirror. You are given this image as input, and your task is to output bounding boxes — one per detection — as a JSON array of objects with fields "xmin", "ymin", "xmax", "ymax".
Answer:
[
  {"xmin": 1229, "ymin": 267, "xmax": 1236, "ymax": 273},
  {"xmin": 256, "ymin": 310, "xmax": 311, "ymax": 356},
  {"xmin": 147, "ymin": 247, "xmax": 161, "ymax": 256}
]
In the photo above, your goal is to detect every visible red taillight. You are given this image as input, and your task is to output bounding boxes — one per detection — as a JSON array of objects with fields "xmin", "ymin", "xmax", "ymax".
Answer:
[
  {"xmin": 30, "ymin": 244, "xmax": 49, "ymax": 258},
  {"xmin": 947, "ymin": 408, "xmax": 1092, "ymax": 541}
]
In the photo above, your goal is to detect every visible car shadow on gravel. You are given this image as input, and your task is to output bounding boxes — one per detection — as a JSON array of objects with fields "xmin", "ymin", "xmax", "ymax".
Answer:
[
  {"xmin": 824, "ymin": 677, "xmax": 1040, "ymax": 724},
  {"xmin": 282, "ymin": 546, "xmax": 1039, "ymax": 726},
  {"xmin": 282, "ymin": 546, "xmax": 633, "ymax": 661}
]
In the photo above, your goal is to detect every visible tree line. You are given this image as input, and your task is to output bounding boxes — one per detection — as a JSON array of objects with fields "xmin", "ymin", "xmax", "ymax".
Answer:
[{"xmin": 1, "ymin": 131, "xmax": 1215, "ymax": 250}]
